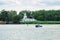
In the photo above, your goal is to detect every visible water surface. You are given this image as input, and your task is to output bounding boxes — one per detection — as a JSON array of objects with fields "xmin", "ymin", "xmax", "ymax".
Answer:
[{"xmin": 0, "ymin": 24, "xmax": 60, "ymax": 40}]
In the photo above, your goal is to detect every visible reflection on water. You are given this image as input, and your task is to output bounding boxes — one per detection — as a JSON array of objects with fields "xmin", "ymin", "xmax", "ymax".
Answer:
[{"xmin": 0, "ymin": 24, "xmax": 60, "ymax": 40}]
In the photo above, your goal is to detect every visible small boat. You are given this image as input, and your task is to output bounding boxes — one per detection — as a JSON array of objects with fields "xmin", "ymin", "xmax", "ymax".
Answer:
[{"xmin": 35, "ymin": 24, "xmax": 43, "ymax": 28}]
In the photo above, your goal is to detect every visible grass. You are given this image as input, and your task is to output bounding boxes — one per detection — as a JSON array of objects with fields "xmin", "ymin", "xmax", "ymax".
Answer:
[{"xmin": 20, "ymin": 21, "xmax": 60, "ymax": 24}]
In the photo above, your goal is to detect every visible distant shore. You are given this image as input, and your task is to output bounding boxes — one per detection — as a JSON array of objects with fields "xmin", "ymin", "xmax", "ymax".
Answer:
[
  {"xmin": 20, "ymin": 21, "xmax": 60, "ymax": 24},
  {"xmin": 0, "ymin": 21, "xmax": 60, "ymax": 24}
]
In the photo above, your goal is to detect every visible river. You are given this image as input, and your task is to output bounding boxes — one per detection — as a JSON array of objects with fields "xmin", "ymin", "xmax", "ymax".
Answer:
[{"xmin": 0, "ymin": 24, "xmax": 60, "ymax": 40}]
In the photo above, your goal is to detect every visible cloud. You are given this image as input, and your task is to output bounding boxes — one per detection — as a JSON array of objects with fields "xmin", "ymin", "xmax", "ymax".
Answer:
[
  {"xmin": 40, "ymin": 0, "xmax": 60, "ymax": 6},
  {"xmin": 0, "ymin": 0, "xmax": 60, "ymax": 12}
]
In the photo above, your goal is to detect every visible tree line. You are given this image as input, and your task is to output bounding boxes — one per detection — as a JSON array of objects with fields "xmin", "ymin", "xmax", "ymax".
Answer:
[
  {"xmin": 33, "ymin": 10, "xmax": 60, "ymax": 21},
  {"xmin": 0, "ymin": 9, "xmax": 23, "ymax": 24},
  {"xmin": 20, "ymin": 10, "xmax": 60, "ymax": 21},
  {"xmin": 0, "ymin": 9, "xmax": 60, "ymax": 24}
]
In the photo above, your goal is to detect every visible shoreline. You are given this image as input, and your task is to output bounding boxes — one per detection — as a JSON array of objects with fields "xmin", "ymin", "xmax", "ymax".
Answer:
[{"xmin": 0, "ymin": 24, "xmax": 60, "ymax": 28}]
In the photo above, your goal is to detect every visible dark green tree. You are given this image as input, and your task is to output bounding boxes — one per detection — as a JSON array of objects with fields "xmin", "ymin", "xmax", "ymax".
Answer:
[
  {"xmin": 0, "ymin": 9, "xmax": 9, "ymax": 21},
  {"xmin": 12, "ymin": 14, "xmax": 23, "ymax": 24}
]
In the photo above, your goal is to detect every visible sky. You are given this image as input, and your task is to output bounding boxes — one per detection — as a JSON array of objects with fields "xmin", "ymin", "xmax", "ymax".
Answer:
[{"xmin": 0, "ymin": 0, "xmax": 60, "ymax": 12}]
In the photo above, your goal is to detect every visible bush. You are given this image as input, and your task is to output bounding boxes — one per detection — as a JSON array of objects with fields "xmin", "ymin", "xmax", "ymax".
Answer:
[{"xmin": 20, "ymin": 21, "xmax": 60, "ymax": 24}]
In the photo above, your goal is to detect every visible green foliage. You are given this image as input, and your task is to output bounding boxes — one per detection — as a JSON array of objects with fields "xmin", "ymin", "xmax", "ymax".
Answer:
[
  {"xmin": 19, "ymin": 10, "xmax": 33, "ymax": 18},
  {"xmin": 0, "ymin": 9, "xmax": 9, "ymax": 21},
  {"xmin": 12, "ymin": 14, "xmax": 23, "ymax": 24},
  {"xmin": 0, "ymin": 9, "xmax": 60, "ymax": 24},
  {"xmin": 20, "ymin": 21, "xmax": 60, "ymax": 24},
  {"xmin": 8, "ymin": 10, "xmax": 17, "ymax": 21},
  {"xmin": 33, "ymin": 10, "xmax": 60, "ymax": 21}
]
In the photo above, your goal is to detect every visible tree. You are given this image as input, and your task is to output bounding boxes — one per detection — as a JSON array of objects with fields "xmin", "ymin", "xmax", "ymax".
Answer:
[
  {"xmin": 12, "ymin": 14, "xmax": 23, "ymax": 24},
  {"xmin": 19, "ymin": 10, "xmax": 33, "ymax": 18},
  {"xmin": 8, "ymin": 10, "xmax": 17, "ymax": 21},
  {"xmin": 0, "ymin": 9, "xmax": 9, "ymax": 21}
]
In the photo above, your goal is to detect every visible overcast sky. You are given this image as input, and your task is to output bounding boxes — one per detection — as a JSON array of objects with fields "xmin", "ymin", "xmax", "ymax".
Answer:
[{"xmin": 0, "ymin": 0, "xmax": 60, "ymax": 12}]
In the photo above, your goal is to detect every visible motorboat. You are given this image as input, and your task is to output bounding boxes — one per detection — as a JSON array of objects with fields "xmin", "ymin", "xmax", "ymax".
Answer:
[{"xmin": 35, "ymin": 24, "xmax": 43, "ymax": 28}]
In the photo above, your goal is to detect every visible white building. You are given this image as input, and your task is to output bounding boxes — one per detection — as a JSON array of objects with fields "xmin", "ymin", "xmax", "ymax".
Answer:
[{"xmin": 21, "ymin": 13, "xmax": 36, "ymax": 22}]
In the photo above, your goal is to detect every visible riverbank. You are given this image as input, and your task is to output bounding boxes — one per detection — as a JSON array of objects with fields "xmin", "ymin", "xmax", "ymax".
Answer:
[
  {"xmin": 0, "ymin": 21, "xmax": 60, "ymax": 24},
  {"xmin": 20, "ymin": 21, "xmax": 60, "ymax": 24},
  {"xmin": 0, "ymin": 24, "xmax": 60, "ymax": 28}
]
